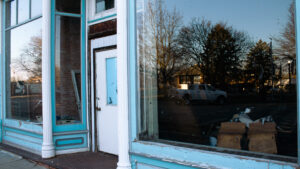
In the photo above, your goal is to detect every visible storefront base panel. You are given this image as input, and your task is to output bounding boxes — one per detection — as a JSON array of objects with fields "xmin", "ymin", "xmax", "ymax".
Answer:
[
  {"xmin": 2, "ymin": 127, "xmax": 42, "ymax": 155},
  {"xmin": 53, "ymin": 133, "xmax": 88, "ymax": 151}
]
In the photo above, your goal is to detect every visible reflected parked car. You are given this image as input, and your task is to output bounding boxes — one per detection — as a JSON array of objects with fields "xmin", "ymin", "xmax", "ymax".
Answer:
[{"xmin": 172, "ymin": 84, "xmax": 227, "ymax": 104}]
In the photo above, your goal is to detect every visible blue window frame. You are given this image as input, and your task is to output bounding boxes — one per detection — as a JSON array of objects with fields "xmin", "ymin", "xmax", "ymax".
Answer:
[
  {"xmin": 1, "ymin": 0, "xmax": 43, "ymax": 133},
  {"xmin": 129, "ymin": 0, "xmax": 300, "ymax": 168},
  {"xmin": 51, "ymin": 0, "xmax": 87, "ymax": 132}
]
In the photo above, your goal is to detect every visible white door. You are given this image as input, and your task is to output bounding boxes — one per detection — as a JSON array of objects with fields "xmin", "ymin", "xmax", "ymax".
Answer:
[{"xmin": 95, "ymin": 49, "xmax": 118, "ymax": 155}]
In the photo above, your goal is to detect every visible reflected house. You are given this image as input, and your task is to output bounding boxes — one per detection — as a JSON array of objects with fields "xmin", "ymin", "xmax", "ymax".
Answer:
[
  {"xmin": 174, "ymin": 65, "xmax": 202, "ymax": 88},
  {"xmin": 0, "ymin": 0, "xmax": 299, "ymax": 169}
]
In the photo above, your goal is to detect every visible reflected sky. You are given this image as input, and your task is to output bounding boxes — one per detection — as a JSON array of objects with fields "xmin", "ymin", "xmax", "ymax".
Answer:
[{"xmin": 138, "ymin": 0, "xmax": 293, "ymax": 42}]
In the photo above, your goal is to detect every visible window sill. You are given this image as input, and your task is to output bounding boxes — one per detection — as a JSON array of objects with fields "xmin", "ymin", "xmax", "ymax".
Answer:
[{"xmin": 131, "ymin": 140, "xmax": 298, "ymax": 168}]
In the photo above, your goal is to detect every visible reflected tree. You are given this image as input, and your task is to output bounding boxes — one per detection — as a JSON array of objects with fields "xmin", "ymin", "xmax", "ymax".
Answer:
[
  {"xmin": 141, "ymin": 0, "xmax": 183, "ymax": 95},
  {"xmin": 178, "ymin": 21, "xmax": 250, "ymax": 89},
  {"xmin": 245, "ymin": 40, "xmax": 273, "ymax": 96},
  {"xmin": 274, "ymin": 2, "xmax": 296, "ymax": 62},
  {"xmin": 15, "ymin": 34, "xmax": 42, "ymax": 83}
]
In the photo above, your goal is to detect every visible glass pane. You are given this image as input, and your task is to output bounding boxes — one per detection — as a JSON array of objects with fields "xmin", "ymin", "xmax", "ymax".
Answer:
[
  {"xmin": 31, "ymin": 0, "xmax": 42, "ymax": 17},
  {"xmin": 18, "ymin": 0, "xmax": 30, "ymax": 23},
  {"xmin": 6, "ymin": 18, "xmax": 42, "ymax": 123},
  {"xmin": 96, "ymin": 0, "xmax": 114, "ymax": 13},
  {"xmin": 55, "ymin": 15, "xmax": 81, "ymax": 125},
  {"xmin": 106, "ymin": 57, "xmax": 117, "ymax": 105},
  {"xmin": 56, "ymin": 0, "xmax": 81, "ymax": 14},
  {"xmin": 5, "ymin": 0, "xmax": 17, "ymax": 28},
  {"xmin": 137, "ymin": 0, "xmax": 297, "ymax": 157}
]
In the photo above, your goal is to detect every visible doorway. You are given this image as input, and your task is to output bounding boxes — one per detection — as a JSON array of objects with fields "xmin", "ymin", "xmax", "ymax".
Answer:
[{"xmin": 95, "ymin": 49, "xmax": 118, "ymax": 155}]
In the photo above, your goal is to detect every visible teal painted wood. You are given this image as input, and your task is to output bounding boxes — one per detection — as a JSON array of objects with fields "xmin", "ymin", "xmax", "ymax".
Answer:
[
  {"xmin": 131, "ymin": 155, "xmax": 198, "ymax": 169},
  {"xmin": 129, "ymin": 0, "xmax": 137, "ymax": 143},
  {"xmin": 106, "ymin": 57, "xmax": 118, "ymax": 105},
  {"xmin": 3, "ymin": 119, "xmax": 43, "ymax": 134},
  {"xmin": 87, "ymin": 13, "xmax": 117, "ymax": 24},
  {"xmin": 51, "ymin": 0, "xmax": 87, "ymax": 133},
  {"xmin": 1, "ymin": 0, "xmax": 5, "ymax": 143},
  {"xmin": 128, "ymin": 0, "xmax": 299, "ymax": 168},
  {"xmin": 53, "ymin": 133, "xmax": 87, "ymax": 150},
  {"xmin": 3, "ymin": 127, "xmax": 42, "ymax": 153},
  {"xmin": 296, "ymin": 0, "xmax": 300, "ymax": 165}
]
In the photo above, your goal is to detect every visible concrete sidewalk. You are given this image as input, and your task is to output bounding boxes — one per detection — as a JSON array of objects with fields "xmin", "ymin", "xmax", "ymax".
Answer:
[{"xmin": 0, "ymin": 150, "xmax": 47, "ymax": 169}]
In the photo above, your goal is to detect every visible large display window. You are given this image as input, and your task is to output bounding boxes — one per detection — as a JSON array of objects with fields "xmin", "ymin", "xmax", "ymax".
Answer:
[
  {"xmin": 5, "ymin": 0, "xmax": 42, "ymax": 124},
  {"xmin": 135, "ymin": 0, "xmax": 298, "ymax": 162}
]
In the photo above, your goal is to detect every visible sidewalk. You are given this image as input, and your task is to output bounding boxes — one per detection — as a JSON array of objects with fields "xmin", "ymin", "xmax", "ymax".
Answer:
[
  {"xmin": 0, "ymin": 150, "xmax": 47, "ymax": 169},
  {"xmin": 0, "ymin": 144, "xmax": 118, "ymax": 169}
]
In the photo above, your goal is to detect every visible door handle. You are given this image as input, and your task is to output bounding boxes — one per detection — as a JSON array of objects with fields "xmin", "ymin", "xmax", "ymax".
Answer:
[{"xmin": 96, "ymin": 97, "xmax": 101, "ymax": 111}]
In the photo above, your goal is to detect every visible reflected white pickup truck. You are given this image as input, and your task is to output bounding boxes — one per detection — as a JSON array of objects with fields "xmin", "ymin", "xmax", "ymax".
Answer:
[{"xmin": 173, "ymin": 84, "xmax": 227, "ymax": 104}]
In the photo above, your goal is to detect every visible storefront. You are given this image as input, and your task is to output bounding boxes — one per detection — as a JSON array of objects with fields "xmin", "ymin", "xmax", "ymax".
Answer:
[{"xmin": 0, "ymin": 0, "xmax": 299, "ymax": 169}]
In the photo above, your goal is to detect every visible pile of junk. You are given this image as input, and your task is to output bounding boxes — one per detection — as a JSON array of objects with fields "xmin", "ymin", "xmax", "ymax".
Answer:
[{"xmin": 209, "ymin": 108, "xmax": 295, "ymax": 154}]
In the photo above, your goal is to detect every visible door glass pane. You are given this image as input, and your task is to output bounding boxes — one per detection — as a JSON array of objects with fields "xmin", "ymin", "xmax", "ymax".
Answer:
[
  {"xmin": 137, "ymin": 0, "xmax": 297, "ymax": 158},
  {"xmin": 56, "ymin": 0, "xmax": 81, "ymax": 14},
  {"xmin": 5, "ymin": 0, "xmax": 17, "ymax": 28},
  {"xmin": 18, "ymin": 0, "xmax": 30, "ymax": 23},
  {"xmin": 6, "ymin": 18, "xmax": 42, "ymax": 123},
  {"xmin": 31, "ymin": 0, "xmax": 42, "ymax": 17},
  {"xmin": 106, "ymin": 57, "xmax": 117, "ymax": 105},
  {"xmin": 55, "ymin": 15, "xmax": 81, "ymax": 125},
  {"xmin": 96, "ymin": 0, "xmax": 114, "ymax": 13}
]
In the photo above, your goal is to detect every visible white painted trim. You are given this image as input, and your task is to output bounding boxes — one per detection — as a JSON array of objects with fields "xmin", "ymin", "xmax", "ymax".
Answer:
[
  {"xmin": 41, "ymin": 0, "xmax": 55, "ymax": 159},
  {"xmin": 90, "ymin": 35, "xmax": 117, "ymax": 152},
  {"xmin": 117, "ymin": 0, "xmax": 131, "ymax": 168},
  {"xmin": 88, "ymin": 0, "xmax": 117, "ymax": 24},
  {"xmin": 55, "ymin": 147, "xmax": 90, "ymax": 155}
]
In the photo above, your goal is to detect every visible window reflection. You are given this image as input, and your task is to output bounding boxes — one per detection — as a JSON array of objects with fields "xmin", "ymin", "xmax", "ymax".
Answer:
[
  {"xmin": 55, "ymin": 16, "xmax": 81, "ymax": 125},
  {"xmin": 6, "ymin": 18, "xmax": 42, "ymax": 123},
  {"xmin": 31, "ymin": 0, "xmax": 42, "ymax": 17},
  {"xmin": 96, "ymin": 0, "xmax": 114, "ymax": 13},
  {"xmin": 137, "ymin": 0, "xmax": 297, "ymax": 157},
  {"xmin": 5, "ymin": 0, "xmax": 16, "ymax": 28},
  {"xmin": 18, "ymin": 0, "xmax": 30, "ymax": 23}
]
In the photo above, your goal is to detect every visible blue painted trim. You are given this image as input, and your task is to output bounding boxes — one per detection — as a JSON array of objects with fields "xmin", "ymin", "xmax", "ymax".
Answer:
[
  {"xmin": 131, "ymin": 154, "xmax": 198, "ymax": 169},
  {"xmin": 53, "ymin": 133, "xmax": 87, "ymax": 150},
  {"xmin": 4, "ymin": 127, "xmax": 42, "ymax": 139},
  {"xmin": 106, "ymin": 57, "xmax": 118, "ymax": 105},
  {"xmin": 129, "ymin": 0, "xmax": 299, "ymax": 168},
  {"xmin": 3, "ymin": 119, "xmax": 43, "ymax": 133},
  {"xmin": 52, "ymin": 0, "xmax": 87, "ymax": 133},
  {"xmin": 296, "ymin": 0, "xmax": 300, "ymax": 165},
  {"xmin": 87, "ymin": 13, "xmax": 117, "ymax": 24},
  {"xmin": 55, "ymin": 11, "xmax": 81, "ymax": 18},
  {"xmin": 50, "ymin": 0, "xmax": 56, "ymax": 133},
  {"xmin": 1, "ymin": 0, "xmax": 5, "ymax": 143},
  {"xmin": 129, "ymin": 0, "xmax": 137, "ymax": 143},
  {"xmin": 132, "ymin": 142, "xmax": 297, "ymax": 169}
]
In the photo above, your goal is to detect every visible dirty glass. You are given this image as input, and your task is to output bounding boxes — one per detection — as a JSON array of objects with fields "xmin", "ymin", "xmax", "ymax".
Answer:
[
  {"xmin": 56, "ymin": 0, "xmax": 81, "ymax": 14},
  {"xmin": 137, "ymin": 0, "xmax": 297, "ymax": 158},
  {"xmin": 18, "ymin": 0, "xmax": 30, "ymax": 23},
  {"xmin": 55, "ymin": 15, "xmax": 82, "ymax": 125},
  {"xmin": 5, "ymin": 0, "xmax": 16, "ymax": 28},
  {"xmin": 31, "ymin": 0, "xmax": 42, "ymax": 18},
  {"xmin": 5, "ymin": 18, "xmax": 42, "ymax": 123},
  {"xmin": 96, "ymin": 0, "xmax": 114, "ymax": 13}
]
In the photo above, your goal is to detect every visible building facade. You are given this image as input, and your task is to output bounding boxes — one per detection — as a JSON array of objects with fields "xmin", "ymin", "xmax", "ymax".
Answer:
[{"xmin": 0, "ymin": 0, "xmax": 300, "ymax": 169}]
